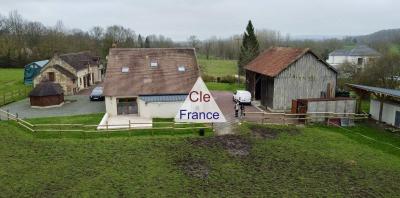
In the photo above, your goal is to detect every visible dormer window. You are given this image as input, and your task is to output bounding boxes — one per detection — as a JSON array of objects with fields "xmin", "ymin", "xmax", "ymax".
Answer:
[
  {"xmin": 150, "ymin": 60, "xmax": 158, "ymax": 68},
  {"xmin": 178, "ymin": 65, "xmax": 186, "ymax": 72},
  {"xmin": 121, "ymin": 66, "xmax": 129, "ymax": 73}
]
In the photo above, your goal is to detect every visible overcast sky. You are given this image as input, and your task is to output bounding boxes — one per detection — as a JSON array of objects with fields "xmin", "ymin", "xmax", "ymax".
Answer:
[{"xmin": 0, "ymin": 0, "xmax": 399, "ymax": 41}]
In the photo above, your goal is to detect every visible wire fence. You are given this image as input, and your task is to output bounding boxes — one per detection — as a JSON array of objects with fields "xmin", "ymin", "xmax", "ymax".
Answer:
[{"xmin": 242, "ymin": 111, "xmax": 369, "ymax": 125}]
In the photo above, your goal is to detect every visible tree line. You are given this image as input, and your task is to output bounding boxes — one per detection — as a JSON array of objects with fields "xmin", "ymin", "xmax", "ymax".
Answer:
[
  {"xmin": 1, "ymin": 10, "xmax": 400, "ymax": 90},
  {"xmin": 0, "ymin": 11, "xmax": 177, "ymax": 67}
]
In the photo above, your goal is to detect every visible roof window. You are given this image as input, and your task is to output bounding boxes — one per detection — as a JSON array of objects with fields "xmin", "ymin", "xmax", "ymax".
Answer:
[
  {"xmin": 150, "ymin": 60, "xmax": 158, "ymax": 67},
  {"xmin": 121, "ymin": 66, "xmax": 129, "ymax": 73},
  {"xmin": 178, "ymin": 65, "xmax": 186, "ymax": 72}
]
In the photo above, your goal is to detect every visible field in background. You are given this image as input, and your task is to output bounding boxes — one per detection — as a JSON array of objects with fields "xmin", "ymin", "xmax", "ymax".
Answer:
[
  {"xmin": 0, "ymin": 68, "xmax": 32, "ymax": 106},
  {"xmin": 206, "ymin": 82, "xmax": 245, "ymax": 91},
  {"xmin": 198, "ymin": 57, "xmax": 238, "ymax": 77},
  {"xmin": 0, "ymin": 120, "xmax": 399, "ymax": 196}
]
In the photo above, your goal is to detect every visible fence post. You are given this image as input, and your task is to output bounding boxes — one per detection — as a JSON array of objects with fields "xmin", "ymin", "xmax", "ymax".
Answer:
[
  {"xmin": 129, "ymin": 120, "xmax": 131, "ymax": 130},
  {"xmin": 16, "ymin": 113, "xmax": 19, "ymax": 123},
  {"xmin": 7, "ymin": 109, "xmax": 9, "ymax": 120},
  {"xmin": 106, "ymin": 121, "xmax": 108, "ymax": 131}
]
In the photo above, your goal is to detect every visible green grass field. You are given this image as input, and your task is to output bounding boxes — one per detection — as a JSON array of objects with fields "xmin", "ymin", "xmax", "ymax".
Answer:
[
  {"xmin": 206, "ymin": 82, "xmax": 245, "ymax": 91},
  {"xmin": 0, "ymin": 68, "xmax": 30, "ymax": 94},
  {"xmin": 0, "ymin": 68, "xmax": 32, "ymax": 105},
  {"xmin": 198, "ymin": 58, "xmax": 238, "ymax": 77},
  {"xmin": 1, "ymin": 119, "xmax": 399, "ymax": 196}
]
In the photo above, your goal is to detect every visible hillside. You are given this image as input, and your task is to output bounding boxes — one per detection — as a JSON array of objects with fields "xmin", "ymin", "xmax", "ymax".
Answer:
[{"xmin": 353, "ymin": 29, "xmax": 400, "ymax": 44}]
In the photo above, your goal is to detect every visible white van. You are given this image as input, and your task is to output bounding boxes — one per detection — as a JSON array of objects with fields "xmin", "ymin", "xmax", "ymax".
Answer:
[{"xmin": 233, "ymin": 90, "xmax": 252, "ymax": 104}]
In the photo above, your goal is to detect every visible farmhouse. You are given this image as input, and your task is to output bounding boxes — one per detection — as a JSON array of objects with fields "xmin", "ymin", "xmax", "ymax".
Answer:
[
  {"xmin": 23, "ymin": 60, "xmax": 49, "ymax": 85},
  {"xmin": 33, "ymin": 51, "xmax": 103, "ymax": 95},
  {"xmin": 245, "ymin": 47, "xmax": 337, "ymax": 112},
  {"xmin": 327, "ymin": 45, "xmax": 381, "ymax": 69},
  {"xmin": 101, "ymin": 48, "xmax": 199, "ymax": 127},
  {"xmin": 348, "ymin": 84, "xmax": 400, "ymax": 128}
]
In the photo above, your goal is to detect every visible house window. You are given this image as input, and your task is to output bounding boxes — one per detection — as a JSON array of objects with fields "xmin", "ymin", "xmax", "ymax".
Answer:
[
  {"xmin": 121, "ymin": 66, "xmax": 129, "ymax": 73},
  {"xmin": 357, "ymin": 58, "xmax": 363, "ymax": 65},
  {"xmin": 48, "ymin": 72, "xmax": 55, "ymax": 82},
  {"xmin": 178, "ymin": 65, "xmax": 186, "ymax": 72},
  {"xmin": 150, "ymin": 60, "xmax": 158, "ymax": 68}
]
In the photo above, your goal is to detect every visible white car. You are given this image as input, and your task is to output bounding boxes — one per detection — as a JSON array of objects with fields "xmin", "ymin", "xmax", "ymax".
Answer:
[{"xmin": 233, "ymin": 90, "xmax": 252, "ymax": 104}]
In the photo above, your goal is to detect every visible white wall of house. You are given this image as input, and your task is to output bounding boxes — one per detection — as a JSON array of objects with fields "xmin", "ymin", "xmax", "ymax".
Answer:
[
  {"xmin": 105, "ymin": 96, "xmax": 183, "ymax": 118},
  {"xmin": 327, "ymin": 55, "xmax": 378, "ymax": 69},
  {"xmin": 370, "ymin": 99, "xmax": 400, "ymax": 127},
  {"xmin": 137, "ymin": 98, "xmax": 183, "ymax": 118},
  {"xmin": 105, "ymin": 96, "xmax": 118, "ymax": 116}
]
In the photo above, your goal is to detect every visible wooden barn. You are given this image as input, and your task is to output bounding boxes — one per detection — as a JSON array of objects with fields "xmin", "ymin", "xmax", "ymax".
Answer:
[
  {"xmin": 245, "ymin": 47, "xmax": 337, "ymax": 112},
  {"xmin": 29, "ymin": 81, "xmax": 64, "ymax": 108}
]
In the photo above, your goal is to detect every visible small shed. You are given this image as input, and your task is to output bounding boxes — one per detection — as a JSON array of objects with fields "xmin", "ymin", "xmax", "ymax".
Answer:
[
  {"xmin": 24, "ymin": 60, "xmax": 49, "ymax": 85},
  {"xmin": 348, "ymin": 84, "xmax": 400, "ymax": 127},
  {"xmin": 29, "ymin": 82, "xmax": 64, "ymax": 108}
]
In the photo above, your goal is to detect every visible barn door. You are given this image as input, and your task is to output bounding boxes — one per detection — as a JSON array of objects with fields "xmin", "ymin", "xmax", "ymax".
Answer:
[{"xmin": 395, "ymin": 111, "xmax": 400, "ymax": 128}]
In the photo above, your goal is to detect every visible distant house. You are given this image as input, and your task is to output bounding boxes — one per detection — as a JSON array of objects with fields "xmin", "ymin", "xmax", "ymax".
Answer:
[
  {"xmin": 245, "ymin": 47, "xmax": 337, "ymax": 112},
  {"xmin": 348, "ymin": 84, "xmax": 400, "ymax": 128},
  {"xmin": 33, "ymin": 51, "xmax": 103, "ymax": 95},
  {"xmin": 23, "ymin": 60, "xmax": 49, "ymax": 85},
  {"xmin": 327, "ymin": 45, "xmax": 381, "ymax": 69},
  {"xmin": 103, "ymin": 48, "xmax": 199, "ymax": 119}
]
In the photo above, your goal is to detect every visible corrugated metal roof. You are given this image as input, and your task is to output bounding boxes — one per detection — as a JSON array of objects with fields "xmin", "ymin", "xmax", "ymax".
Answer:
[
  {"xmin": 139, "ymin": 94, "xmax": 187, "ymax": 102},
  {"xmin": 34, "ymin": 60, "xmax": 49, "ymax": 67},
  {"xmin": 347, "ymin": 84, "xmax": 400, "ymax": 98}
]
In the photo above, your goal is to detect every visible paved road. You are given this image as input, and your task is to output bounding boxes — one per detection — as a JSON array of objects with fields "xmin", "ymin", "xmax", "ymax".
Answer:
[
  {"xmin": 0, "ymin": 95, "xmax": 105, "ymax": 119},
  {"xmin": 211, "ymin": 91, "xmax": 261, "ymax": 135}
]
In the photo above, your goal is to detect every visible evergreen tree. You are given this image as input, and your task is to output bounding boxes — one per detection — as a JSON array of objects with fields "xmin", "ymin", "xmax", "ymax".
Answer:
[
  {"xmin": 144, "ymin": 36, "xmax": 151, "ymax": 48},
  {"xmin": 138, "ymin": 34, "xmax": 144, "ymax": 48},
  {"xmin": 238, "ymin": 20, "xmax": 260, "ymax": 74}
]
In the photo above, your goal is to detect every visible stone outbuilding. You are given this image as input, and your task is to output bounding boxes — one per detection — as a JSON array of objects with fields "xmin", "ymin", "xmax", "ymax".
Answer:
[
  {"xmin": 33, "ymin": 51, "xmax": 103, "ymax": 95},
  {"xmin": 29, "ymin": 81, "xmax": 64, "ymax": 108}
]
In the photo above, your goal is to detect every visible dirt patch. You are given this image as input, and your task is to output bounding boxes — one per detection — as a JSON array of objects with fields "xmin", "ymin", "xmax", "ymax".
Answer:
[
  {"xmin": 190, "ymin": 135, "xmax": 251, "ymax": 157},
  {"xmin": 175, "ymin": 158, "xmax": 210, "ymax": 179}
]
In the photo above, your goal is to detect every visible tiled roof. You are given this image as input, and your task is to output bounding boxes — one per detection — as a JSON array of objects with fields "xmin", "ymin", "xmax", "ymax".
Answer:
[
  {"xmin": 103, "ymin": 48, "xmax": 199, "ymax": 96},
  {"xmin": 245, "ymin": 47, "xmax": 335, "ymax": 77},
  {"xmin": 29, "ymin": 81, "xmax": 64, "ymax": 96},
  {"xmin": 59, "ymin": 51, "xmax": 99, "ymax": 71},
  {"xmin": 329, "ymin": 45, "xmax": 381, "ymax": 56},
  {"xmin": 53, "ymin": 65, "xmax": 77, "ymax": 80}
]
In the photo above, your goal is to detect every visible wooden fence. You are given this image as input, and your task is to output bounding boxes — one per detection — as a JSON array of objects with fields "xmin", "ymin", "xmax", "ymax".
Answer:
[
  {"xmin": 0, "ymin": 87, "xmax": 32, "ymax": 107},
  {"xmin": 243, "ymin": 111, "xmax": 369, "ymax": 125},
  {"xmin": 0, "ymin": 109, "xmax": 212, "ymax": 135}
]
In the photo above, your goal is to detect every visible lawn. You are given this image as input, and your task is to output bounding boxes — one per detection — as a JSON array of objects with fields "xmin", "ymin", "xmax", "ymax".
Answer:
[
  {"xmin": 206, "ymin": 82, "xmax": 245, "ymax": 92},
  {"xmin": 0, "ymin": 68, "xmax": 32, "ymax": 105},
  {"xmin": 0, "ymin": 119, "xmax": 399, "ymax": 196},
  {"xmin": 198, "ymin": 58, "xmax": 238, "ymax": 77}
]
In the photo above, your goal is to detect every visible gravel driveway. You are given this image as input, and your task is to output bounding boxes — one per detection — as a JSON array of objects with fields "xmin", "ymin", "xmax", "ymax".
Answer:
[
  {"xmin": 0, "ymin": 95, "xmax": 105, "ymax": 119},
  {"xmin": 211, "ymin": 91, "xmax": 261, "ymax": 135}
]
